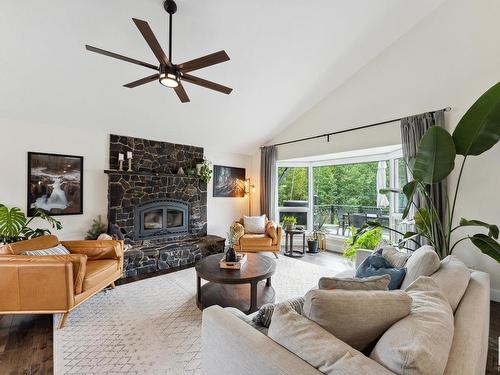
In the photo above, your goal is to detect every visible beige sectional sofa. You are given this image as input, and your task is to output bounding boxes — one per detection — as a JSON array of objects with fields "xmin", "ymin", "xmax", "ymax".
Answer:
[{"xmin": 201, "ymin": 248, "xmax": 490, "ymax": 375}]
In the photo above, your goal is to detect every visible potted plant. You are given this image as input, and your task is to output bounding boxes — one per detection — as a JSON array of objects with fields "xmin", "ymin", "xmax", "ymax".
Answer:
[
  {"xmin": 0, "ymin": 203, "xmax": 62, "ymax": 244},
  {"xmin": 355, "ymin": 82, "xmax": 500, "ymax": 262},
  {"xmin": 225, "ymin": 224, "xmax": 241, "ymax": 262},
  {"xmin": 199, "ymin": 157, "xmax": 212, "ymax": 184},
  {"xmin": 307, "ymin": 213, "xmax": 327, "ymax": 253},
  {"xmin": 343, "ymin": 227, "xmax": 383, "ymax": 260},
  {"xmin": 282, "ymin": 216, "xmax": 297, "ymax": 231}
]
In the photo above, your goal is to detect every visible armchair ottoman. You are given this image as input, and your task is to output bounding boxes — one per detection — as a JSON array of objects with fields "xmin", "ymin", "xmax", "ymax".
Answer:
[{"xmin": 0, "ymin": 235, "xmax": 124, "ymax": 328}]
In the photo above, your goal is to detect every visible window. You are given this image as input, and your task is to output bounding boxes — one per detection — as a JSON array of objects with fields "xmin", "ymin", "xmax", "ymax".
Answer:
[
  {"xmin": 277, "ymin": 166, "xmax": 309, "ymax": 227},
  {"xmin": 276, "ymin": 145, "xmax": 404, "ymax": 237}
]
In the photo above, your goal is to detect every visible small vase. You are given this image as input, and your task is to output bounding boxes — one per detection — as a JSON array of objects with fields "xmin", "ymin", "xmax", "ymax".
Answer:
[{"xmin": 225, "ymin": 247, "xmax": 237, "ymax": 262}]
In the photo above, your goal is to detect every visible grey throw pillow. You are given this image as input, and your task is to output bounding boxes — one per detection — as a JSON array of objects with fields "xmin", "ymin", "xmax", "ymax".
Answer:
[
  {"xmin": 370, "ymin": 277, "xmax": 454, "ymax": 375},
  {"xmin": 268, "ymin": 304, "xmax": 395, "ymax": 375},
  {"xmin": 400, "ymin": 245, "xmax": 441, "ymax": 289},
  {"xmin": 382, "ymin": 246, "xmax": 411, "ymax": 267},
  {"xmin": 252, "ymin": 297, "xmax": 304, "ymax": 328},
  {"xmin": 303, "ymin": 289, "xmax": 412, "ymax": 351},
  {"xmin": 318, "ymin": 275, "xmax": 390, "ymax": 291}
]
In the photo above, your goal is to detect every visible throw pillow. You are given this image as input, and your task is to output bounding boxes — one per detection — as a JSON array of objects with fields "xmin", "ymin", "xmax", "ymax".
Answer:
[
  {"xmin": 268, "ymin": 304, "xmax": 395, "ymax": 375},
  {"xmin": 356, "ymin": 253, "xmax": 406, "ymax": 290},
  {"xmin": 400, "ymin": 245, "xmax": 441, "ymax": 289},
  {"xmin": 370, "ymin": 277, "xmax": 454, "ymax": 375},
  {"xmin": 243, "ymin": 215, "xmax": 266, "ymax": 234},
  {"xmin": 318, "ymin": 274, "xmax": 390, "ymax": 291},
  {"xmin": 21, "ymin": 244, "xmax": 71, "ymax": 256},
  {"xmin": 252, "ymin": 296, "xmax": 304, "ymax": 328},
  {"xmin": 430, "ymin": 255, "xmax": 470, "ymax": 312},
  {"xmin": 302, "ymin": 289, "xmax": 412, "ymax": 351},
  {"xmin": 382, "ymin": 246, "xmax": 411, "ymax": 267},
  {"xmin": 224, "ymin": 307, "xmax": 268, "ymax": 334}
]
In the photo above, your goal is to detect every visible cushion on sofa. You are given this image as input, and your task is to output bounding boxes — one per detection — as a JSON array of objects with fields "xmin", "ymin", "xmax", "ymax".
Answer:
[
  {"xmin": 239, "ymin": 234, "xmax": 272, "ymax": 247},
  {"xmin": 356, "ymin": 253, "xmax": 406, "ymax": 290},
  {"xmin": 82, "ymin": 259, "xmax": 118, "ymax": 291},
  {"xmin": 382, "ymin": 246, "xmax": 411, "ymax": 267},
  {"xmin": 318, "ymin": 274, "xmax": 390, "ymax": 291},
  {"xmin": 253, "ymin": 296, "xmax": 304, "ymax": 328},
  {"xmin": 430, "ymin": 255, "xmax": 471, "ymax": 312},
  {"xmin": 400, "ymin": 245, "xmax": 441, "ymax": 289},
  {"xmin": 1, "ymin": 234, "xmax": 60, "ymax": 255},
  {"xmin": 243, "ymin": 215, "xmax": 266, "ymax": 234},
  {"xmin": 370, "ymin": 276, "xmax": 454, "ymax": 375},
  {"xmin": 268, "ymin": 304, "xmax": 395, "ymax": 375},
  {"xmin": 21, "ymin": 244, "xmax": 71, "ymax": 256},
  {"xmin": 303, "ymin": 289, "xmax": 412, "ymax": 351}
]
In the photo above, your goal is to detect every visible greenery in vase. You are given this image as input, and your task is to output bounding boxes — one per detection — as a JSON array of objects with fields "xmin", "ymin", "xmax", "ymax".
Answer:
[
  {"xmin": 0, "ymin": 203, "xmax": 62, "ymax": 244},
  {"xmin": 282, "ymin": 216, "xmax": 297, "ymax": 229},
  {"xmin": 356, "ymin": 82, "xmax": 500, "ymax": 262},
  {"xmin": 199, "ymin": 157, "xmax": 212, "ymax": 184},
  {"xmin": 343, "ymin": 227, "xmax": 382, "ymax": 260},
  {"xmin": 85, "ymin": 215, "xmax": 107, "ymax": 240}
]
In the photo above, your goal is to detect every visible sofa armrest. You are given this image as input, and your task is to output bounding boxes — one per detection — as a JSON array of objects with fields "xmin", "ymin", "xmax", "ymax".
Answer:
[
  {"xmin": 276, "ymin": 225, "xmax": 282, "ymax": 246},
  {"xmin": 202, "ymin": 305, "xmax": 321, "ymax": 375},
  {"xmin": 62, "ymin": 240, "xmax": 124, "ymax": 262},
  {"xmin": 0, "ymin": 255, "xmax": 75, "ymax": 312}
]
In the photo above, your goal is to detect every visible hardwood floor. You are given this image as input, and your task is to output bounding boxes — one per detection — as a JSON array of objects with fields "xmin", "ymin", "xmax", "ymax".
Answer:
[
  {"xmin": 0, "ymin": 314, "xmax": 53, "ymax": 375},
  {"xmin": 0, "ymin": 254, "xmax": 498, "ymax": 374}
]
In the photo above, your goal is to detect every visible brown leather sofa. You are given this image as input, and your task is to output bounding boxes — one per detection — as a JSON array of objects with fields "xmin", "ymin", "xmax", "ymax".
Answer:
[
  {"xmin": 0, "ymin": 235, "xmax": 123, "ymax": 328},
  {"xmin": 233, "ymin": 220, "xmax": 282, "ymax": 258}
]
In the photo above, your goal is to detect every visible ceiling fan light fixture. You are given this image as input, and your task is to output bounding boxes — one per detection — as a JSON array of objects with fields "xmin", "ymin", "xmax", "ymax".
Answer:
[{"xmin": 159, "ymin": 72, "xmax": 179, "ymax": 87}]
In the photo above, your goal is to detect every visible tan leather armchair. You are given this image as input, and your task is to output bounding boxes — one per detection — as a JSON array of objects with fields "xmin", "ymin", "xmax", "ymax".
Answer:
[
  {"xmin": 233, "ymin": 219, "xmax": 282, "ymax": 258},
  {"xmin": 0, "ymin": 235, "xmax": 123, "ymax": 328}
]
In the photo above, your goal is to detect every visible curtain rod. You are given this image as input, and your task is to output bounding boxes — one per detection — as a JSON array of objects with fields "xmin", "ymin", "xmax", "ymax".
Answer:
[{"xmin": 263, "ymin": 107, "xmax": 452, "ymax": 148}]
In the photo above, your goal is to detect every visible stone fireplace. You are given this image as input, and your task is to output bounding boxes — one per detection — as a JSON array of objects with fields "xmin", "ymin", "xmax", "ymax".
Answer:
[{"xmin": 106, "ymin": 134, "xmax": 224, "ymax": 280}]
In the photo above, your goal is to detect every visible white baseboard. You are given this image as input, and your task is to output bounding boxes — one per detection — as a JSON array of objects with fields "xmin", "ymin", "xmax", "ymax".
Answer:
[{"xmin": 491, "ymin": 288, "xmax": 500, "ymax": 302}]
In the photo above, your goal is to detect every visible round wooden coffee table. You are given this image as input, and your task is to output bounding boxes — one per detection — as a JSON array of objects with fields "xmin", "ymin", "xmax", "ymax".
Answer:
[{"xmin": 195, "ymin": 253, "xmax": 276, "ymax": 314}]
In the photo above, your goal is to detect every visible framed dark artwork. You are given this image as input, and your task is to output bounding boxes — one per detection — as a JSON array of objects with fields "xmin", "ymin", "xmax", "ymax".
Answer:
[
  {"xmin": 213, "ymin": 165, "xmax": 246, "ymax": 198},
  {"xmin": 27, "ymin": 152, "xmax": 84, "ymax": 216}
]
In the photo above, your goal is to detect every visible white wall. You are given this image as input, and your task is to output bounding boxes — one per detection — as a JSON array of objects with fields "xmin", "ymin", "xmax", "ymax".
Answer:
[
  {"xmin": 0, "ymin": 121, "xmax": 253, "ymax": 241},
  {"xmin": 270, "ymin": 0, "xmax": 500, "ymax": 300}
]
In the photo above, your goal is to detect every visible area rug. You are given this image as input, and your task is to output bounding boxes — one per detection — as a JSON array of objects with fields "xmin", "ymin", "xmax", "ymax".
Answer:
[{"xmin": 54, "ymin": 254, "xmax": 350, "ymax": 374}]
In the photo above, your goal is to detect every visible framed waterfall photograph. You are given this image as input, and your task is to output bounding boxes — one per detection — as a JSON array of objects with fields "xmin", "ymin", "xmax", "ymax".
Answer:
[
  {"xmin": 213, "ymin": 165, "xmax": 246, "ymax": 198},
  {"xmin": 27, "ymin": 152, "xmax": 84, "ymax": 216}
]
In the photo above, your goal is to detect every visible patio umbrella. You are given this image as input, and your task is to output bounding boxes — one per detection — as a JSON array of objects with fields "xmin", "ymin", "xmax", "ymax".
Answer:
[{"xmin": 376, "ymin": 161, "xmax": 390, "ymax": 208}]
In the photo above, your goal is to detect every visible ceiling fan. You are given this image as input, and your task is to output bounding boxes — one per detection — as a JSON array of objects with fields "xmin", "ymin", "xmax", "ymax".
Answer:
[{"xmin": 85, "ymin": 0, "xmax": 232, "ymax": 103}]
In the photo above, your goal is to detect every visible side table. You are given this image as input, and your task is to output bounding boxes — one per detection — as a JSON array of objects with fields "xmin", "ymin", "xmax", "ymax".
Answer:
[{"xmin": 284, "ymin": 229, "xmax": 306, "ymax": 258}]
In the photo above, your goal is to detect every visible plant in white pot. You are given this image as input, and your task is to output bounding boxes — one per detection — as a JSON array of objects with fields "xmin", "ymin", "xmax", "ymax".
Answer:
[{"xmin": 356, "ymin": 82, "xmax": 500, "ymax": 262}]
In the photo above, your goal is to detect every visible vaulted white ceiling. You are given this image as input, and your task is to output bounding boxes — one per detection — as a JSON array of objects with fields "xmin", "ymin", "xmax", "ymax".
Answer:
[{"xmin": 0, "ymin": 0, "xmax": 445, "ymax": 154}]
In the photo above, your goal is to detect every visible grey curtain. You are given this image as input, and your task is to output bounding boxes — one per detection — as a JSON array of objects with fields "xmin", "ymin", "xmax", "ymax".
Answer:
[
  {"xmin": 400, "ymin": 110, "xmax": 446, "ymax": 248},
  {"xmin": 260, "ymin": 146, "xmax": 277, "ymax": 220}
]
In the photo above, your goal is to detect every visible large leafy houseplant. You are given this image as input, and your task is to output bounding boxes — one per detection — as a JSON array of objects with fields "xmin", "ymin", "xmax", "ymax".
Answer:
[
  {"xmin": 356, "ymin": 82, "xmax": 500, "ymax": 262},
  {"xmin": 0, "ymin": 203, "xmax": 62, "ymax": 244}
]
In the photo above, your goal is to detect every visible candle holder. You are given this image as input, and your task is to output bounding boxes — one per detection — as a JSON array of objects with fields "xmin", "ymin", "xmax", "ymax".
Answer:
[
  {"xmin": 118, "ymin": 153, "xmax": 124, "ymax": 171},
  {"xmin": 127, "ymin": 151, "xmax": 133, "ymax": 172}
]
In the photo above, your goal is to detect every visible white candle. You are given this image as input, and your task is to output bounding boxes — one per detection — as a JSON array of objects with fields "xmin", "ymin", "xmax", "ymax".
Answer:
[
  {"xmin": 127, "ymin": 151, "xmax": 133, "ymax": 159},
  {"xmin": 118, "ymin": 153, "xmax": 124, "ymax": 161}
]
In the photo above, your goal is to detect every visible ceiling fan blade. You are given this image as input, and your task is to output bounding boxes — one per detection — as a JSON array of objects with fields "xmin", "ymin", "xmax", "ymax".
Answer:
[
  {"xmin": 181, "ymin": 74, "xmax": 232, "ymax": 95},
  {"xmin": 132, "ymin": 18, "xmax": 172, "ymax": 67},
  {"xmin": 85, "ymin": 45, "xmax": 158, "ymax": 70},
  {"xmin": 123, "ymin": 74, "xmax": 159, "ymax": 88},
  {"xmin": 178, "ymin": 51, "xmax": 230, "ymax": 73},
  {"xmin": 174, "ymin": 83, "xmax": 190, "ymax": 103}
]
